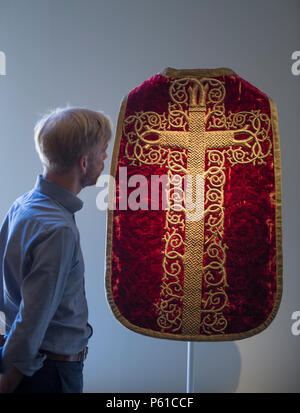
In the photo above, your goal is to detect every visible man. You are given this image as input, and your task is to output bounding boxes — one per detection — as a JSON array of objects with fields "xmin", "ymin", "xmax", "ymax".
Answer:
[{"xmin": 0, "ymin": 107, "xmax": 112, "ymax": 393}]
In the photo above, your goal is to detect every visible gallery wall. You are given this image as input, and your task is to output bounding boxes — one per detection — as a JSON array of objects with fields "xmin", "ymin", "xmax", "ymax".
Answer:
[{"xmin": 0, "ymin": 0, "xmax": 299, "ymax": 392}]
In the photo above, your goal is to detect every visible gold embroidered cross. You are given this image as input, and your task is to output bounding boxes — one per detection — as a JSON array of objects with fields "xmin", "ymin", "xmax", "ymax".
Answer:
[{"xmin": 142, "ymin": 79, "xmax": 249, "ymax": 335}]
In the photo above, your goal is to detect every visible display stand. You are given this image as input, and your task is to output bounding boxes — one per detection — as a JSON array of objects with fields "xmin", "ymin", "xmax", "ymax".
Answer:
[
  {"xmin": 186, "ymin": 341, "xmax": 195, "ymax": 393},
  {"xmin": 0, "ymin": 311, "xmax": 5, "ymax": 336}
]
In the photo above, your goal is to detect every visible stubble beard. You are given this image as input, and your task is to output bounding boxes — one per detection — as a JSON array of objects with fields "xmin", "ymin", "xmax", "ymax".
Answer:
[{"xmin": 80, "ymin": 164, "xmax": 102, "ymax": 188}]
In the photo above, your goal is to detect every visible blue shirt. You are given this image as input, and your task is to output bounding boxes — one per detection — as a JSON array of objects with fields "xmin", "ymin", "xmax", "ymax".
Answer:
[{"xmin": 0, "ymin": 175, "xmax": 92, "ymax": 376}]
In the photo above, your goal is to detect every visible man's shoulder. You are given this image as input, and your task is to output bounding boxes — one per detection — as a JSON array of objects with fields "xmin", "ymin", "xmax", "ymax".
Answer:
[{"xmin": 9, "ymin": 189, "xmax": 76, "ymax": 235}]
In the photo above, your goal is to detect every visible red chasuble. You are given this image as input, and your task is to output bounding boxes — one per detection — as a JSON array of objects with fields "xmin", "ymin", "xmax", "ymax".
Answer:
[{"xmin": 105, "ymin": 67, "xmax": 282, "ymax": 341}]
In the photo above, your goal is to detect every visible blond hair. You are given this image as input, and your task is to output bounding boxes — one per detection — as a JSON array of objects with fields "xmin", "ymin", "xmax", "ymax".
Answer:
[{"xmin": 34, "ymin": 107, "xmax": 112, "ymax": 172}]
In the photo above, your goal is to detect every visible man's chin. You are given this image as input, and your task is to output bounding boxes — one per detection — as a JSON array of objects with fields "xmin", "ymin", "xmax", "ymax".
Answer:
[
  {"xmin": 80, "ymin": 167, "xmax": 104, "ymax": 188},
  {"xmin": 82, "ymin": 173, "xmax": 101, "ymax": 188},
  {"xmin": 83, "ymin": 179, "xmax": 97, "ymax": 188},
  {"xmin": 80, "ymin": 177, "xmax": 94, "ymax": 188}
]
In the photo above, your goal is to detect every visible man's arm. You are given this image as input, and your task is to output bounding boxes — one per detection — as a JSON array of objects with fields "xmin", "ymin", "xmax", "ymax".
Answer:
[{"xmin": 0, "ymin": 226, "xmax": 76, "ymax": 385}]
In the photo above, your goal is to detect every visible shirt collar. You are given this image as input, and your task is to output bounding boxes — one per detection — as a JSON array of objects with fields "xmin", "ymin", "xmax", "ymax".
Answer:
[{"xmin": 34, "ymin": 174, "xmax": 83, "ymax": 214}]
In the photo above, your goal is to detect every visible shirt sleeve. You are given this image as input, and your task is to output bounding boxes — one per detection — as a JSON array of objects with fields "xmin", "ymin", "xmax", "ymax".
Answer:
[{"xmin": 0, "ymin": 226, "xmax": 76, "ymax": 376}]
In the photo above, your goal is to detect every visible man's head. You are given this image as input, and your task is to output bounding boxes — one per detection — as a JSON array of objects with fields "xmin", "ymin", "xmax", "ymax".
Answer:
[{"xmin": 34, "ymin": 107, "xmax": 112, "ymax": 188}]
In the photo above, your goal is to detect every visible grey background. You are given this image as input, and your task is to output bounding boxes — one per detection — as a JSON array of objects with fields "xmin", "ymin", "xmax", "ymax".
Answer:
[{"xmin": 0, "ymin": 0, "xmax": 299, "ymax": 393}]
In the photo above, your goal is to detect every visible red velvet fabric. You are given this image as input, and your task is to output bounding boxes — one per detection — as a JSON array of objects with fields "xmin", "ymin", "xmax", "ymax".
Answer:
[{"xmin": 110, "ymin": 72, "xmax": 277, "ymax": 337}]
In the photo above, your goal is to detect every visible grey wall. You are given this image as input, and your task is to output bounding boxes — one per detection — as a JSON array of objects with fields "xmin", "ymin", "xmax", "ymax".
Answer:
[{"xmin": 0, "ymin": 0, "xmax": 299, "ymax": 393}]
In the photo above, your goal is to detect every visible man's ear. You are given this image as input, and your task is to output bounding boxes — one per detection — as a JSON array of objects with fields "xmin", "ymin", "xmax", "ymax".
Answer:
[{"xmin": 79, "ymin": 154, "xmax": 88, "ymax": 174}]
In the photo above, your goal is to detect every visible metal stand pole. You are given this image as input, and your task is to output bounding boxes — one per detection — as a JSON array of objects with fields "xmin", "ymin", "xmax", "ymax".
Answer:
[
  {"xmin": 0, "ymin": 311, "xmax": 5, "ymax": 336},
  {"xmin": 186, "ymin": 341, "xmax": 195, "ymax": 393}
]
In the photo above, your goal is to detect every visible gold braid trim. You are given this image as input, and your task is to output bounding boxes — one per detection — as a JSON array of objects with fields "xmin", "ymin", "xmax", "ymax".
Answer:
[{"xmin": 162, "ymin": 67, "xmax": 235, "ymax": 77}]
